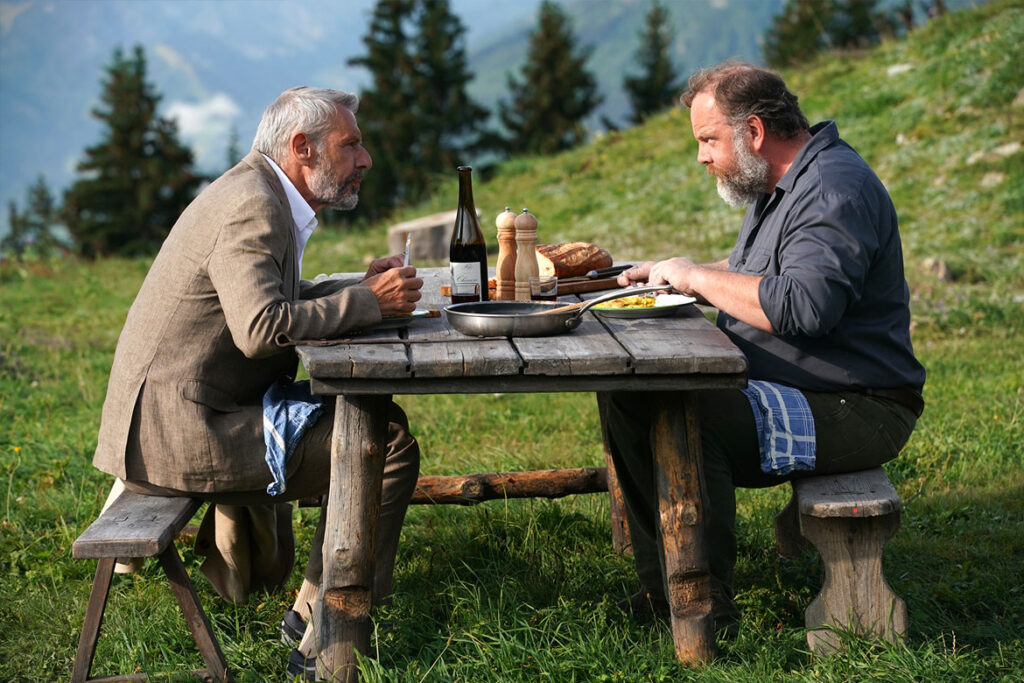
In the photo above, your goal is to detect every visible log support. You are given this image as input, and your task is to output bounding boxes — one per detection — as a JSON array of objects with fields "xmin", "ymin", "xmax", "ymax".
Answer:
[
  {"xmin": 652, "ymin": 392, "xmax": 714, "ymax": 664},
  {"xmin": 317, "ymin": 394, "xmax": 389, "ymax": 682}
]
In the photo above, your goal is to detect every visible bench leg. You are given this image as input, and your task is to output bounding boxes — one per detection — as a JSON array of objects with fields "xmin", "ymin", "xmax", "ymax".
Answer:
[
  {"xmin": 774, "ymin": 486, "xmax": 810, "ymax": 558},
  {"xmin": 71, "ymin": 557, "xmax": 116, "ymax": 683},
  {"xmin": 158, "ymin": 546, "xmax": 233, "ymax": 682},
  {"xmin": 800, "ymin": 511, "xmax": 908, "ymax": 654}
]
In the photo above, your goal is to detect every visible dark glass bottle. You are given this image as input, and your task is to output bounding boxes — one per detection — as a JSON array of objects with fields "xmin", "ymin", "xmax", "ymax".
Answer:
[{"xmin": 449, "ymin": 166, "xmax": 489, "ymax": 303}]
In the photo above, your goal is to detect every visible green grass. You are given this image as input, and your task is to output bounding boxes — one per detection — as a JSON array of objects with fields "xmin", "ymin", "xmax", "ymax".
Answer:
[{"xmin": 2, "ymin": 1, "xmax": 1023, "ymax": 680}]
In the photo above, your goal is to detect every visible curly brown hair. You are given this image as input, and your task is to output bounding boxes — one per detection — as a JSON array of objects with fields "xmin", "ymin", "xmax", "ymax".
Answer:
[{"xmin": 681, "ymin": 61, "xmax": 809, "ymax": 140}]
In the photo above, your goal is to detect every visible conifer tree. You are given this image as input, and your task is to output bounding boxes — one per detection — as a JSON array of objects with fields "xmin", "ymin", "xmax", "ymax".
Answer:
[
  {"xmin": 623, "ymin": 0, "xmax": 680, "ymax": 125},
  {"xmin": 225, "ymin": 123, "xmax": 242, "ymax": 170},
  {"xmin": 411, "ymin": 0, "xmax": 491, "ymax": 176},
  {"xmin": 764, "ymin": 0, "xmax": 890, "ymax": 68},
  {"xmin": 348, "ymin": 0, "xmax": 417, "ymax": 217},
  {"xmin": 500, "ymin": 1, "xmax": 602, "ymax": 155},
  {"xmin": 63, "ymin": 45, "xmax": 200, "ymax": 256},
  {"xmin": 1, "ymin": 176, "xmax": 62, "ymax": 258},
  {"xmin": 346, "ymin": 0, "xmax": 491, "ymax": 219}
]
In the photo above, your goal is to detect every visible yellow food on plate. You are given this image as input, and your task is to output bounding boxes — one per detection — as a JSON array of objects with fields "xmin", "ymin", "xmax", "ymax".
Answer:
[{"xmin": 594, "ymin": 294, "xmax": 656, "ymax": 309}]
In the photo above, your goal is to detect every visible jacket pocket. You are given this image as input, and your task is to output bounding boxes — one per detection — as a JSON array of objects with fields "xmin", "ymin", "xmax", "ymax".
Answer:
[{"xmin": 179, "ymin": 379, "xmax": 243, "ymax": 413}]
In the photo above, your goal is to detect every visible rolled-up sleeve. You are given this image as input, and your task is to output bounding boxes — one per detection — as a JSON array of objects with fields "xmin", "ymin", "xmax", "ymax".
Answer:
[{"xmin": 759, "ymin": 192, "xmax": 878, "ymax": 337}]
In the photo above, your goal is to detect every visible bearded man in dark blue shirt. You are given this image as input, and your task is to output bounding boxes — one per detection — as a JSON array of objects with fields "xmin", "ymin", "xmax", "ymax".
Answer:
[{"xmin": 608, "ymin": 61, "xmax": 926, "ymax": 633}]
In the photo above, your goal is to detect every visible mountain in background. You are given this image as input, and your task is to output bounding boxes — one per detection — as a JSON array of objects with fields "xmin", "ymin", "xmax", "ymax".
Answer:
[{"xmin": 0, "ymin": 0, "xmax": 975, "ymax": 239}]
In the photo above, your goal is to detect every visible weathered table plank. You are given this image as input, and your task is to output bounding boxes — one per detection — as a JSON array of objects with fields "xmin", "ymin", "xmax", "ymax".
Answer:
[
  {"xmin": 599, "ymin": 307, "xmax": 748, "ymax": 375},
  {"xmin": 514, "ymin": 313, "xmax": 633, "ymax": 376}
]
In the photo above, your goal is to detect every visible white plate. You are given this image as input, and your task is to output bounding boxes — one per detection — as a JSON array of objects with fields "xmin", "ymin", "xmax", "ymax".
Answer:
[
  {"xmin": 373, "ymin": 309, "xmax": 433, "ymax": 330},
  {"xmin": 592, "ymin": 293, "xmax": 697, "ymax": 319}
]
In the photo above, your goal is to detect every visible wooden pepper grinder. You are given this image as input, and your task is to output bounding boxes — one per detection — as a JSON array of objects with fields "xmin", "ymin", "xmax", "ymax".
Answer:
[
  {"xmin": 495, "ymin": 207, "xmax": 517, "ymax": 301},
  {"xmin": 514, "ymin": 208, "xmax": 539, "ymax": 301}
]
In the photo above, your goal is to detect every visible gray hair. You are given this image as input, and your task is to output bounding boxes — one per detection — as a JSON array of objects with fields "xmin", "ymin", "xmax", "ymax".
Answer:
[{"xmin": 252, "ymin": 86, "xmax": 359, "ymax": 162}]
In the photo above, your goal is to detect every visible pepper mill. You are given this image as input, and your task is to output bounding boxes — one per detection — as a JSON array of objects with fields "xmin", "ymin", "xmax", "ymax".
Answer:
[
  {"xmin": 495, "ymin": 207, "xmax": 518, "ymax": 301},
  {"xmin": 514, "ymin": 208, "xmax": 539, "ymax": 301}
]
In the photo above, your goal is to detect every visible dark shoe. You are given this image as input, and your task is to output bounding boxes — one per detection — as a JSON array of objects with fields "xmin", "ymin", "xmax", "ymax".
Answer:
[
  {"xmin": 286, "ymin": 648, "xmax": 316, "ymax": 680},
  {"xmin": 280, "ymin": 609, "xmax": 307, "ymax": 647},
  {"xmin": 616, "ymin": 590, "xmax": 670, "ymax": 622},
  {"xmin": 711, "ymin": 588, "xmax": 741, "ymax": 639}
]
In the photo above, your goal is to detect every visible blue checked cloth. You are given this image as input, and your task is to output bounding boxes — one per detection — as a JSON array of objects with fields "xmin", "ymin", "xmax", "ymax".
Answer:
[
  {"xmin": 740, "ymin": 380, "xmax": 816, "ymax": 476},
  {"xmin": 262, "ymin": 379, "xmax": 323, "ymax": 496}
]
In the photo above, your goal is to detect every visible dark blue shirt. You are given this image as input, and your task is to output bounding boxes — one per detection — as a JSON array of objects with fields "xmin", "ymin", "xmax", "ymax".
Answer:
[{"xmin": 718, "ymin": 121, "xmax": 926, "ymax": 392}]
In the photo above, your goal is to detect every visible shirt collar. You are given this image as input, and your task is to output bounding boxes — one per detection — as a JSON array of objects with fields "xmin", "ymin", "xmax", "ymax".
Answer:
[
  {"xmin": 774, "ymin": 121, "xmax": 838, "ymax": 194},
  {"xmin": 261, "ymin": 153, "xmax": 317, "ymax": 234}
]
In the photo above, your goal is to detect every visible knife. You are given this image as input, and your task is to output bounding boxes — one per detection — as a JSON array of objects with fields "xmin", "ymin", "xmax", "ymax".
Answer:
[{"xmin": 558, "ymin": 264, "xmax": 633, "ymax": 283}]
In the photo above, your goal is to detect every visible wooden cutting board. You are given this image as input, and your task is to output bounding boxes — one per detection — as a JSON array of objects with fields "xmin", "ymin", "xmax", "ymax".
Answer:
[
  {"xmin": 555, "ymin": 277, "xmax": 620, "ymax": 294},
  {"xmin": 436, "ymin": 276, "xmax": 618, "ymax": 296},
  {"xmin": 439, "ymin": 276, "xmax": 620, "ymax": 297}
]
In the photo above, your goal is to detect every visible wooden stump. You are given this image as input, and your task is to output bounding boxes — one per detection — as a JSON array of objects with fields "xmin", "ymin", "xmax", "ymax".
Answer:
[{"xmin": 386, "ymin": 210, "xmax": 471, "ymax": 262}]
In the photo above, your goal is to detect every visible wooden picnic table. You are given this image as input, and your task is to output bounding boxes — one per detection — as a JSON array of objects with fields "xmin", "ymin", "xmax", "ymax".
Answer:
[{"xmin": 297, "ymin": 267, "xmax": 748, "ymax": 680}]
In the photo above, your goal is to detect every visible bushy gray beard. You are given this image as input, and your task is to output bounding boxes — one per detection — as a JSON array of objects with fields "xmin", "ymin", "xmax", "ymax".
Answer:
[
  {"xmin": 309, "ymin": 153, "xmax": 362, "ymax": 211},
  {"xmin": 715, "ymin": 125, "xmax": 770, "ymax": 208}
]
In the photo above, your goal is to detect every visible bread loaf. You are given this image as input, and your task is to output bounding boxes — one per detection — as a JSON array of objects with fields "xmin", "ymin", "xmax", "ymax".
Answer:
[{"xmin": 535, "ymin": 242, "xmax": 612, "ymax": 278}]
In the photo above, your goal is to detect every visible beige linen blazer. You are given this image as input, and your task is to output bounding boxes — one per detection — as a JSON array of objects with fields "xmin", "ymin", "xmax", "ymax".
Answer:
[{"xmin": 93, "ymin": 150, "xmax": 381, "ymax": 493}]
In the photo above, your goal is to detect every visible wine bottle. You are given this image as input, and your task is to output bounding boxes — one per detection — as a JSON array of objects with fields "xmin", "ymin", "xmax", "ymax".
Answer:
[{"xmin": 449, "ymin": 166, "xmax": 489, "ymax": 303}]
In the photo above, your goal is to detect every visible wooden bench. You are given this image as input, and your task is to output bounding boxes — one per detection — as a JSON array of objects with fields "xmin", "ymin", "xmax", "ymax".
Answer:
[
  {"xmin": 774, "ymin": 467, "xmax": 907, "ymax": 654},
  {"xmin": 72, "ymin": 490, "xmax": 233, "ymax": 682}
]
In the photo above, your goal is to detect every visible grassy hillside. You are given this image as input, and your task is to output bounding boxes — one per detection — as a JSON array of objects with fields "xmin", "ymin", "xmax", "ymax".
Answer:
[{"xmin": 1, "ymin": 2, "xmax": 1022, "ymax": 680}]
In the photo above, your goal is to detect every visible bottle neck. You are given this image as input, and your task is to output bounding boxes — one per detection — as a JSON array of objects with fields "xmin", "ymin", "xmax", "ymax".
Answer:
[{"xmin": 457, "ymin": 167, "xmax": 476, "ymax": 216}]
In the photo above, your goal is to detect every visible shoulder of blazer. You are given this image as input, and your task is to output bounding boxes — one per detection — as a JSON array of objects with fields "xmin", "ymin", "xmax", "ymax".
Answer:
[{"xmin": 239, "ymin": 150, "xmax": 289, "ymax": 207}]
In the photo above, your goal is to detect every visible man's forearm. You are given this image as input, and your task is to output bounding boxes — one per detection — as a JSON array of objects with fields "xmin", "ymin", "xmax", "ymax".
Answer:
[{"xmin": 692, "ymin": 267, "xmax": 774, "ymax": 332}]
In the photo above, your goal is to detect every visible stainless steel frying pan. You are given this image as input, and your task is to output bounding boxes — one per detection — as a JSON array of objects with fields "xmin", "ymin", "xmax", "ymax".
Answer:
[{"xmin": 444, "ymin": 285, "xmax": 672, "ymax": 337}]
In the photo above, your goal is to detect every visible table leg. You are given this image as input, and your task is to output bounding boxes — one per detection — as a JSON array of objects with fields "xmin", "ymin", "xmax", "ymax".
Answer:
[
  {"xmin": 317, "ymin": 394, "xmax": 389, "ymax": 682},
  {"xmin": 652, "ymin": 392, "xmax": 715, "ymax": 663},
  {"xmin": 596, "ymin": 392, "xmax": 631, "ymax": 554}
]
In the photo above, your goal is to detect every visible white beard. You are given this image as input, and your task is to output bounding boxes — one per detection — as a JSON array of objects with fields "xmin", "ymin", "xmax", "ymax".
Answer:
[{"xmin": 309, "ymin": 155, "xmax": 361, "ymax": 211}]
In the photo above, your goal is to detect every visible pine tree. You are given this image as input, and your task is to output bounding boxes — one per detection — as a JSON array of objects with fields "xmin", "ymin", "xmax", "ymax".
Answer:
[
  {"xmin": 500, "ymin": 1, "xmax": 602, "ymax": 155},
  {"xmin": 764, "ymin": 0, "xmax": 892, "ymax": 68},
  {"xmin": 63, "ymin": 45, "xmax": 200, "ymax": 256},
  {"xmin": 345, "ymin": 0, "xmax": 491, "ymax": 221},
  {"xmin": 411, "ymin": 0, "xmax": 491, "ymax": 175},
  {"xmin": 225, "ymin": 123, "xmax": 242, "ymax": 170},
  {"xmin": 1, "ymin": 176, "xmax": 62, "ymax": 259},
  {"xmin": 764, "ymin": 0, "xmax": 833, "ymax": 68},
  {"xmin": 347, "ymin": 0, "xmax": 417, "ymax": 219},
  {"xmin": 623, "ymin": 0, "xmax": 680, "ymax": 125}
]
